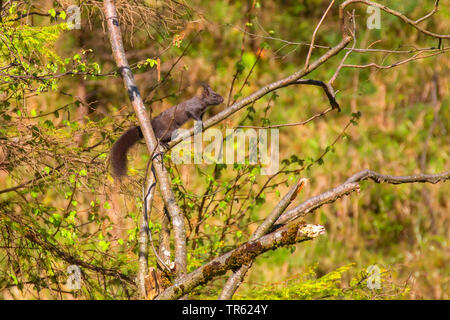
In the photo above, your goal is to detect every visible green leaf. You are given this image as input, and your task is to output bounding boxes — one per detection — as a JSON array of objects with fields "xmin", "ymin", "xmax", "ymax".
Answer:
[
  {"xmin": 48, "ymin": 8, "xmax": 57, "ymax": 18},
  {"xmin": 99, "ymin": 240, "xmax": 110, "ymax": 251},
  {"xmin": 59, "ymin": 11, "xmax": 67, "ymax": 20}
]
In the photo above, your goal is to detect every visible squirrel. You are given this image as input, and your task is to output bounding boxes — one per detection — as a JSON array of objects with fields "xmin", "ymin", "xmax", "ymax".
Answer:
[{"xmin": 110, "ymin": 83, "xmax": 224, "ymax": 177}]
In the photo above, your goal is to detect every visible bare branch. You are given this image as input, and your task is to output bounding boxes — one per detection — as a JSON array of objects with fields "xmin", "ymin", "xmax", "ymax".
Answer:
[
  {"xmin": 342, "ymin": 48, "xmax": 450, "ymax": 70},
  {"xmin": 277, "ymin": 170, "xmax": 450, "ymax": 226},
  {"xmin": 304, "ymin": 0, "xmax": 336, "ymax": 69},
  {"xmin": 330, "ymin": 10, "xmax": 357, "ymax": 85},
  {"xmin": 276, "ymin": 182, "xmax": 360, "ymax": 226},
  {"xmin": 415, "ymin": 0, "xmax": 440, "ymax": 24},
  {"xmin": 345, "ymin": 169, "xmax": 450, "ymax": 184},
  {"xmin": 294, "ymin": 79, "xmax": 340, "ymax": 110},
  {"xmin": 235, "ymin": 27, "xmax": 448, "ymax": 54},
  {"xmin": 237, "ymin": 107, "xmax": 333, "ymax": 130},
  {"xmin": 138, "ymin": 163, "xmax": 156, "ymax": 297},
  {"xmin": 339, "ymin": 0, "xmax": 450, "ymax": 39}
]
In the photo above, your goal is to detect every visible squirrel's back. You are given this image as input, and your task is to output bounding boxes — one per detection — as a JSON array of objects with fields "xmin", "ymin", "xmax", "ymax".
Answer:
[{"xmin": 110, "ymin": 84, "xmax": 223, "ymax": 177}]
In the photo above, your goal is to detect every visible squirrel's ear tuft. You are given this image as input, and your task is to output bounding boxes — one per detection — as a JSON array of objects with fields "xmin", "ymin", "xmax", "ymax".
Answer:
[{"xmin": 200, "ymin": 83, "xmax": 211, "ymax": 98}]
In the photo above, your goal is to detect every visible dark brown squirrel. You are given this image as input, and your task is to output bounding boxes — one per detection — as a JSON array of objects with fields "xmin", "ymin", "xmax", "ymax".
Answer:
[{"xmin": 110, "ymin": 83, "xmax": 224, "ymax": 176}]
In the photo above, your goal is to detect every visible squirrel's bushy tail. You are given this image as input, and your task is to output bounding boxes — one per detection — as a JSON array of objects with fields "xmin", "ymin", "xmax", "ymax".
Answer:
[{"xmin": 110, "ymin": 126, "xmax": 143, "ymax": 177}]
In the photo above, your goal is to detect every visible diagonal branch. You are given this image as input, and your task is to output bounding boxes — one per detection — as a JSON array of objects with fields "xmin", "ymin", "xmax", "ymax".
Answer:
[
  {"xmin": 218, "ymin": 178, "xmax": 308, "ymax": 300},
  {"xmin": 103, "ymin": 0, "xmax": 187, "ymax": 277},
  {"xmin": 0, "ymin": 164, "xmax": 64, "ymax": 195},
  {"xmin": 168, "ymin": 35, "xmax": 352, "ymax": 147},
  {"xmin": 276, "ymin": 170, "xmax": 450, "ymax": 226},
  {"xmin": 155, "ymin": 221, "xmax": 325, "ymax": 300},
  {"xmin": 304, "ymin": 0, "xmax": 336, "ymax": 69},
  {"xmin": 276, "ymin": 182, "xmax": 360, "ymax": 226}
]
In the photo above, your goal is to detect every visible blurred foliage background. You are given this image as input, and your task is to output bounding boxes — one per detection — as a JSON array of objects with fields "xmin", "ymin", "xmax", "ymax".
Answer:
[{"xmin": 0, "ymin": 0, "xmax": 448, "ymax": 299}]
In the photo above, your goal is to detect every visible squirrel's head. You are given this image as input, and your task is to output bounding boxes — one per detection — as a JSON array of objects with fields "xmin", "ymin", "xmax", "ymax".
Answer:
[{"xmin": 200, "ymin": 83, "xmax": 224, "ymax": 105}]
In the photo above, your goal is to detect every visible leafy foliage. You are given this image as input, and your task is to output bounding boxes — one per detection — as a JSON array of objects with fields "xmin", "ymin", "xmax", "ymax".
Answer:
[{"xmin": 235, "ymin": 264, "xmax": 409, "ymax": 300}]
